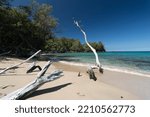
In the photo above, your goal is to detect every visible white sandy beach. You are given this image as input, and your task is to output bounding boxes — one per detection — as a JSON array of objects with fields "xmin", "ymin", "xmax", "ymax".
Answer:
[{"xmin": 0, "ymin": 57, "xmax": 150, "ymax": 100}]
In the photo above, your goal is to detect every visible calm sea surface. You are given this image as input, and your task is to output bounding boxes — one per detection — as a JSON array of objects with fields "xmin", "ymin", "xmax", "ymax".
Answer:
[{"xmin": 49, "ymin": 51, "xmax": 150, "ymax": 77}]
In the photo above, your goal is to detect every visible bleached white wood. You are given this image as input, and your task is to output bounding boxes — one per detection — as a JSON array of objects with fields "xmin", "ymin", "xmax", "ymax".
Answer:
[
  {"xmin": 0, "ymin": 50, "xmax": 41, "ymax": 75},
  {"xmin": 1, "ymin": 61, "xmax": 63, "ymax": 100},
  {"xmin": 37, "ymin": 61, "xmax": 52, "ymax": 77},
  {"xmin": 74, "ymin": 21, "xmax": 103, "ymax": 73}
]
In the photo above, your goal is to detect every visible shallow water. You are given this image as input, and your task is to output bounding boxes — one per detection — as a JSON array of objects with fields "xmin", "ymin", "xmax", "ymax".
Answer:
[{"xmin": 48, "ymin": 51, "xmax": 150, "ymax": 77}]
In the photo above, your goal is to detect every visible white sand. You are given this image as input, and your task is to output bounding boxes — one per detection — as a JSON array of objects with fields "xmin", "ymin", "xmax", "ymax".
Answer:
[{"xmin": 0, "ymin": 57, "xmax": 150, "ymax": 100}]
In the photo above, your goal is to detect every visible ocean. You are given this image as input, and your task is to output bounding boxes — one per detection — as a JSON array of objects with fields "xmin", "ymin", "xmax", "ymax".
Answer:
[{"xmin": 48, "ymin": 51, "xmax": 150, "ymax": 77}]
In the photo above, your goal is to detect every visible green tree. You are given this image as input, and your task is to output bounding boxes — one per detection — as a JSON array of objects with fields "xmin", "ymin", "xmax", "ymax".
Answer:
[
  {"xmin": 0, "ymin": 7, "xmax": 37, "ymax": 55},
  {"xmin": 0, "ymin": 0, "xmax": 105, "ymax": 55},
  {"xmin": 82, "ymin": 42, "xmax": 105, "ymax": 52},
  {"xmin": 70, "ymin": 40, "xmax": 83, "ymax": 52},
  {"xmin": 31, "ymin": 0, "xmax": 57, "ymax": 41},
  {"xmin": 0, "ymin": 0, "xmax": 58, "ymax": 56},
  {"xmin": 96, "ymin": 42, "xmax": 105, "ymax": 52},
  {"xmin": 83, "ymin": 43, "xmax": 91, "ymax": 52}
]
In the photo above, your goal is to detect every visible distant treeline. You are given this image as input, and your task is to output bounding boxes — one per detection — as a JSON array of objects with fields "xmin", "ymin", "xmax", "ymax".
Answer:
[
  {"xmin": 45, "ymin": 38, "xmax": 105, "ymax": 53},
  {"xmin": 0, "ymin": 0, "xmax": 105, "ymax": 57}
]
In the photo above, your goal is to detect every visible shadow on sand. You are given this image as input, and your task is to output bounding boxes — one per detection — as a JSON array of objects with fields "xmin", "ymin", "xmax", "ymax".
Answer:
[{"xmin": 21, "ymin": 83, "xmax": 72, "ymax": 100}]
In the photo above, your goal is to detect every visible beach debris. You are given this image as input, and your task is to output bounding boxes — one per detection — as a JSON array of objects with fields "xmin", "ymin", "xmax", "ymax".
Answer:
[
  {"xmin": 0, "ymin": 50, "xmax": 41, "ymax": 75},
  {"xmin": 78, "ymin": 72, "xmax": 82, "ymax": 77},
  {"xmin": 87, "ymin": 66, "xmax": 97, "ymax": 81},
  {"xmin": 1, "ymin": 61, "xmax": 63, "ymax": 100},
  {"xmin": 74, "ymin": 20, "xmax": 103, "ymax": 74},
  {"xmin": 26, "ymin": 62, "xmax": 42, "ymax": 73},
  {"xmin": 74, "ymin": 20, "xmax": 103, "ymax": 81}
]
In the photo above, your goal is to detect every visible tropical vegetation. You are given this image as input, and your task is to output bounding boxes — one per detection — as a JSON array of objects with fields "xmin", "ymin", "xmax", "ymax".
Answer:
[{"xmin": 0, "ymin": 0, "xmax": 105, "ymax": 57}]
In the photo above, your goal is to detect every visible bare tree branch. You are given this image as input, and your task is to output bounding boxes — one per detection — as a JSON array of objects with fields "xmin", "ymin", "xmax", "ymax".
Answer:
[
  {"xmin": 74, "ymin": 21, "xmax": 103, "ymax": 73},
  {"xmin": 1, "ymin": 61, "xmax": 63, "ymax": 100},
  {"xmin": 0, "ymin": 50, "xmax": 41, "ymax": 75}
]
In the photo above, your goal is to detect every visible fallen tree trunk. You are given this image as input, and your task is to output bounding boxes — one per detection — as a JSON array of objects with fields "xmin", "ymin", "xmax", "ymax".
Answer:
[
  {"xmin": 0, "ymin": 50, "xmax": 41, "ymax": 75},
  {"xmin": 1, "ymin": 61, "xmax": 63, "ymax": 100}
]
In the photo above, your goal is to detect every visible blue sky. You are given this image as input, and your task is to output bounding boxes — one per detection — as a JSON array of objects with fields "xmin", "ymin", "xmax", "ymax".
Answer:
[{"xmin": 12, "ymin": 0, "xmax": 150, "ymax": 51}]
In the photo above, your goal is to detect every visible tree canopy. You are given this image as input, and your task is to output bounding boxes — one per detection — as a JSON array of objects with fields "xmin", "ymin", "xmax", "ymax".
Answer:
[
  {"xmin": 0, "ymin": 0, "xmax": 57, "ymax": 56},
  {"xmin": 45, "ymin": 38, "xmax": 105, "ymax": 53},
  {"xmin": 0, "ymin": 0, "xmax": 106, "ymax": 56}
]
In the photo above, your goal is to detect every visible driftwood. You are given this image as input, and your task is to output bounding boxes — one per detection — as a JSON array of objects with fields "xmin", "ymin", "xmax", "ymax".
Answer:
[
  {"xmin": 37, "ymin": 61, "xmax": 52, "ymax": 77},
  {"xmin": 1, "ymin": 61, "xmax": 63, "ymax": 100},
  {"xmin": 26, "ymin": 62, "xmax": 42, "ymax": 73},
  {"xmin": 74, "ymin": 21, "xmax": 103, "ymax": 73},
  {"xmin": 0, "ymin": 50, "xmax": 41, "ymax": 75},
  {"xmin": 87, "ymin": 66, "xmax": 97, "ymax": 81},
  {"xmin": 74, "ymin": 20, "xmax": 103, "ymax": 81}
]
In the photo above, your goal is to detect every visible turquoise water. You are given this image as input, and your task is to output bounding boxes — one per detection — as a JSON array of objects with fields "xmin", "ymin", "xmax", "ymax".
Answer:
[{"xmin": 56, "ymin": 51, "xmax": 150, "ymax": 76}]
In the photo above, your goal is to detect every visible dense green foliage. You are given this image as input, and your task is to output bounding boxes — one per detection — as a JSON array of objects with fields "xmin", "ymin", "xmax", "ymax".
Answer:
[
  {"xmin": 45, "ymin": 38, "xmax": 105, "ymax": 53},
  {"xmin": 0, "ymin": 0, "xmax": 105, "ymax": 56},
  {"xmin": 45, "ymin": 38, "xmax": 84, "ymax": 53},
  {"xmin": 0, "ymin": 0, "xmax": 57, "ymax": 56}
]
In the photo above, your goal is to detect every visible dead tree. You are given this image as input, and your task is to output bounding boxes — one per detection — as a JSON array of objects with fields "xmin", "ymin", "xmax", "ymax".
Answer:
[
  {"xmin": 0, "ymin": 50, "xmax": 41, "ymax": 75},
  {"xmin": 74, "ymin": 20, "xmax": 104, "ymax": 80},
  {"xmin": 1, "ymin": 61, "xmax": 63, "ymax": 100}
]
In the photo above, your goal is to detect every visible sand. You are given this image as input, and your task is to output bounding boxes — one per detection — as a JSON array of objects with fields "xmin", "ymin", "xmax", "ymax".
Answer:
[{"xmin": 0, "ymin": 57, "xmax": 150, "ymax": 100}]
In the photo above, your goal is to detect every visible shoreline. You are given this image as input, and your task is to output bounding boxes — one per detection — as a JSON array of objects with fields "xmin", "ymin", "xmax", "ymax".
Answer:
[
  {"xmin": 59, "ymin": 61, "xmax": 150, "ymax": 78},
  {"xmin": 0, "ymin": 57, "xmax": 150, "ymax": 100},
  {"xmin": 54, "ymin": 61, "xmax": 150, "ymax": 100}
]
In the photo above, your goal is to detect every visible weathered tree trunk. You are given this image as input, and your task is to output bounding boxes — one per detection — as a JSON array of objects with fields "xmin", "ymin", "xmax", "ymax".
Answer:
[
  {"xmin": 1, "ymin": 61, "xmax": 63, "ymax": 100},
  {"xmin": 0, "ymin": 50, "xmax": 41, "ymax": 75},
  {"xmin": 74, "ymin": 21, "xmax": 103, "ymax": 73},
  {"xmin": 87, "ymin": 66, "xmax": 97, "ymax": 81}
]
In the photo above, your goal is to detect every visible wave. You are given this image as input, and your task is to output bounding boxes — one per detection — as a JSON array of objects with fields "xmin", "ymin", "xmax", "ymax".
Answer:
[{"xmin": 60, "ymin": 61, "xmax": 150, "ymax": 78}]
